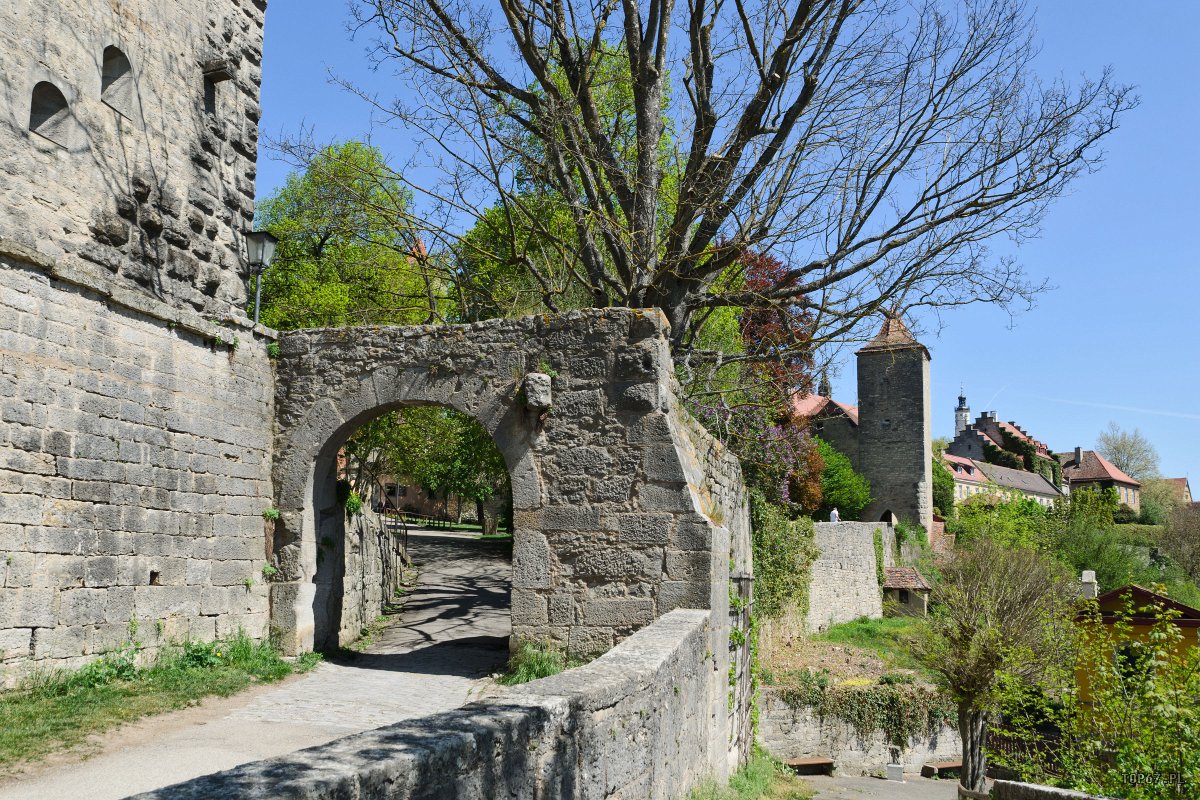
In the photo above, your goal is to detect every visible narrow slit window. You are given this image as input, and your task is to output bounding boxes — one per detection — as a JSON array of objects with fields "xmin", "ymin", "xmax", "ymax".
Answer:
[
  {"xmin": 29, "ymin": 81, "xmax": 73, "ymax": 147},
  {"xmin": 101, "ymin": 46, "xmax": 135, "ymax": 118}
]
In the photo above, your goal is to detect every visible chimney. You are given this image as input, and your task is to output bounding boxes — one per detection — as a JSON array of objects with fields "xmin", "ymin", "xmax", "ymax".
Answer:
[
  {"xmin": 1074, "ymin": 446, "xmax": 1083, "ymax": 466},
  {"xmin": 1081, "ymin": 570, "xmax": 1098, "ymax": 599}
]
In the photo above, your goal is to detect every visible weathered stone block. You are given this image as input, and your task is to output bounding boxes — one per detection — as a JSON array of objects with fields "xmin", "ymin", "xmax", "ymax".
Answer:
[
  {"xmin": 617, "ymin": 513, "xmax": 672, "ymax": 545},
  {"xmin": 60, "ymin": 588, "xmax": 108, "ymax": 625},
  {"xmin": 511, "ymin": 589, "xmax": 549, "ymax": 627},
  {"xmin": 581, "ymin": 598, "xmax": 654, "ymax": 627},
  {"xmin": 523, "ymin": 373, "xmax": 553, "ymax": 410},
  {"xmin": 542, "ymin": 506, "xmax": 600, "ymax": 531},
  {"xmin": 0, "ymin": 588, "xmax": 56, "ymax": 628},
  {"xmin": 512, "ymin": 531, "xmax": 551, "ymax": 590}
]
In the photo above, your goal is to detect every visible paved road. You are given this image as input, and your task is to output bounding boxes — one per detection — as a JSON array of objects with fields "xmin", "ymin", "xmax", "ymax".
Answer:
[
  {"xmin": 805, "ymin": 773, "xmax": 960, "ymax": 799},
  {"xmin": 0, "ymin": 531, "xmax": 511, "ymax": 800}
]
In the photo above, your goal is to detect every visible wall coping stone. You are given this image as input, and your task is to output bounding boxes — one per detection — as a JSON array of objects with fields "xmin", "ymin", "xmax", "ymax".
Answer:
[{"xmin": 991, "ymin": 780, "xmax": 1113, "ymax": 800}]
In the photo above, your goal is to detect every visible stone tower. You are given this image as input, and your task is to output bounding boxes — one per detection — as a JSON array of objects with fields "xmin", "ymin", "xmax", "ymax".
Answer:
[
  {"xmin": 855, "ymin": 316, "xmax": 933, "ymax": 532},
  {"xmin": 955, "ymin": 389, "xmax": 971, "ymax": 437},
  {"xmin": 1, "ymin": 1, "xmax": 276, "ymax": 681},
  {"xmin": 0, "ymin": 0, "xmax": 266, "ymax": 314}
]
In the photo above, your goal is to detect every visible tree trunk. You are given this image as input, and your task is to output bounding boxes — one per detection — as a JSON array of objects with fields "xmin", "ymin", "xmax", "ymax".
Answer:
[{"xmin": 958, "ymin": 701, "xmax": 989, "ymax": 793}]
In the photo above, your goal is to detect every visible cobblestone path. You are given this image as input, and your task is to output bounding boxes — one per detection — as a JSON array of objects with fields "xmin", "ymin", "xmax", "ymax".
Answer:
[{"xmin": 0, "ymin": 531, "xmax": 511, "ymax": 800}]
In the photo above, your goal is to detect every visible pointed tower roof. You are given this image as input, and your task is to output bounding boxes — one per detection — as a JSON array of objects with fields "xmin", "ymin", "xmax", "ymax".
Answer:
[{"xmin": 856, "ymin": 314, "xmax": 930, "ymax": 359}]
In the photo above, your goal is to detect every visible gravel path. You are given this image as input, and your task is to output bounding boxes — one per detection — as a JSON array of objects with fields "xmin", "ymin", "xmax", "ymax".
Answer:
[{"xmin": 0, "ymin": 531, "xmax": 511, "ymax": 800}]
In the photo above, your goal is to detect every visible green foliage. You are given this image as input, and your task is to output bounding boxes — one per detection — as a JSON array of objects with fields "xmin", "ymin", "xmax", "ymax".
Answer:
[
  {"xmin": 873, "ymin": 528, "xmax": 885, "ymax": 588},
  {"xmin": 815, "ymin": 617, "xmax": 929, "ymax": 674},
  {"xmin": 995, "ymin": 593, "xmax": 1200, "ymax": 799},
  {"xmin": 983, "ymin": 441, "xmax": 1023, "ymax": 470},
  {"xmin": 1114, "ymin": 504, "xmax": 1137, "ymax": 524},
  {"xmin": 265, "ymin": 341, "xmax": 281, "ymax": 359},
  {"xmin": 688, "ymin": 748, "xmax": 813, "ymax": 800},
  {"xmin": 778, "ymin": 669, "xmax": 955, "ymax": 748},
  {"xmin": 0, "ymin": 632, "xmax": 319, "ymax": 766},
  {"xmin": 497, "ymin": 641, "xmax": 575, "ymax": 686},
  {"xmin": 255, "ymin": 141, "xmax": 436, "ymax": 331},
  {"xmin": 814, "ymin": 439, "xmax": 871, "ymax": 521},
  {"xmin": 949, "ymin": 494, "xmax": 1048, "ymax": 549},
  {"xmin": 261, "ymin": 506, "xmax": 281, "ymax": 521},
  {"xmin": 932, "ymin": 457, "xmax": 955, "ymax": 517},
  {"xmin": 344, "ymin": 490, "xmax": 363, "ymax": 516},
  {"xmin": 748, "ymin": 492, "xmax": 818, "ymax": 619}
]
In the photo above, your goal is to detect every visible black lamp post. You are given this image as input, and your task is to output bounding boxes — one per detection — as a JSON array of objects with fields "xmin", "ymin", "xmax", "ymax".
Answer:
[{"xmin": 246, "ymin": 230, "xmax": 278, "ymax": 325}]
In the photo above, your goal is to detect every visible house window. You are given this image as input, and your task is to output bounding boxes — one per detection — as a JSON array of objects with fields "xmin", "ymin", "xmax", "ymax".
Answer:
[
  {"xmin": 899, "ymin": 589, "xmax": 910, "ymax": 604},
  {"xmin": 101, "ymin": 46, "xmax": 135, "ymax": 118},
  {"xmin": 29, "ymin": 81, "xmax": 72, "ymax": 146}
]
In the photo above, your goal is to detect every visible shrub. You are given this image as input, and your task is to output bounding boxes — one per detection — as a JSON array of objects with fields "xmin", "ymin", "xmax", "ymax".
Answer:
[
  {"xmin": 814, "ymin": 439, "xmax": 870, "ymax": 520},
  {"xmin": 748, "ymin": 491, "xmax": 818, "ymax": 619},
  {"xmin": 497, "ymin": 640, "xmax": 573, "ymax": 685}
]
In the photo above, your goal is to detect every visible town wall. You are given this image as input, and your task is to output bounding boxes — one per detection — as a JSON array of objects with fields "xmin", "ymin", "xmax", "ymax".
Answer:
[
  {"xmin": 805, "ymin": 522, "xmax": 894, "ymax": 632},
  {"xmin": 758, "ymin": 689, "xmax": 961, "ymax": 776},
  {"xmin": 129, "ymin": 610, "xmax": 733, "ymax": 800},
  {"xmin": 1, "ymin": 242, "xmax": 275, "ymax": 684}
]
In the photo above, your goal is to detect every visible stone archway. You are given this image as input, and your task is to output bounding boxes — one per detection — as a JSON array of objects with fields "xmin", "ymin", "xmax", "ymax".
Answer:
[{"xmin": 268, "ymin": 309, "xmax": 752, "ymax": 667}]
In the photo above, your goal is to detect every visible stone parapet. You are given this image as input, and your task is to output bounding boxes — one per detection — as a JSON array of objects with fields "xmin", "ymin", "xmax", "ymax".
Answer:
[{"xmin": 128, "ymin": 610, "xmax": 729, "ymax": 800}]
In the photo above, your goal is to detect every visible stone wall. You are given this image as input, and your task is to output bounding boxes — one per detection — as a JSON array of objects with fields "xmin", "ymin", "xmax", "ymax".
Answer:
[
  {"xmin": 991, "ymin": 781, "xmax": 1107, "ymax": 800},
  {"xmin": 130, "ymin": 609, "xmax": 732, "ymax": 799},
  {"xmin": 805, "ymin": 522, "xmax": 895, "ymax": 632},
  {"xmin": 1, "ymin": 243, "xmax": 274, "ymax": 684},
  {"xmin": 0, "ymin": 0, "xmax": 265, "ymax": 317},
  {"xmin": 322, "ymin": 511, "xmax": 406, "ymax": 650},
  {"xmin": 758, "ymin": 688, "xmax": 961, "ymax": 776}
]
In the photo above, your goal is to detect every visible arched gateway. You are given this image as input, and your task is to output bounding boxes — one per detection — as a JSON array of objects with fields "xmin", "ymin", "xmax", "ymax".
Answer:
[{"xmin": 269, "ymin": 308, "xmax": 752, "ymax": 664}]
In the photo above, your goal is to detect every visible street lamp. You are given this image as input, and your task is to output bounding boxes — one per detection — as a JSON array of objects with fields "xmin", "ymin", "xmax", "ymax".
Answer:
[{"xmin": 246, "ymin": 230, "xmax": 278, "ymax": 325}]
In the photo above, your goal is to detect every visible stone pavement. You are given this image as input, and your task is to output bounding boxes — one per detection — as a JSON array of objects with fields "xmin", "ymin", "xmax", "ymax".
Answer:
[
  {"xmin": 805, "ymin": 773, "xmax": 959, "ymax": 799},
  {"xmin": 0, "ymin": 531, "xmax": 511, "ymax": 800}
]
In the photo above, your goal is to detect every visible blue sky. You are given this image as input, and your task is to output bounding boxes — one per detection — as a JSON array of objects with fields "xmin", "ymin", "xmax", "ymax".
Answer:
[{"xmin": 259, "ymin": 2, "xmax": 1199, "ymax": 479}]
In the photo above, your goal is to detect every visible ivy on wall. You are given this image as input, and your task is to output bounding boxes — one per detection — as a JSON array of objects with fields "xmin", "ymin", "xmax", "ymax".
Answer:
[
  {"xmin": 779, "ymin": 669, "xmax": 957, "ymax": 748},
  {"xmin": 749, "ymin": 491, "xmax": 819, "ymax": 619}
]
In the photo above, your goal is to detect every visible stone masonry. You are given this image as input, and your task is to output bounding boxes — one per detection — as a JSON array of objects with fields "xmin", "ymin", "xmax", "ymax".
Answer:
[
  {"xmin": 805, "ymin": 521, "xmax": 896, "ymax": 632},
  {"xmin": 0, "ymin": 243, "xmax": 274, "ymax": 684},
  {"xmin": 269, "ymin": 310, "xmax": 750, "ymax": 661},
  {"xmin": 0, "ymin": 0, "xmax": 266, "ymax": 317},
  {"xmin": 856, "ymin": 318, "xmax": 933, "ymax": 531}
]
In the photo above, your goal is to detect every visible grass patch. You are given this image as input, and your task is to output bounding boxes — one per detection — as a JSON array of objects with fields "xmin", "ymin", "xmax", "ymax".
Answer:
[
  {"xmin": 814, "ymin": 616, "xmax": 927, "ymax": 673},
  {"xmin": 497, "ymin": 640, "xmax": 577, "ymax": 686},
  {"xmin": 0, "ymin": 633, "xmax": 319, "ymax": 769},
  {"xmin": 689, "ymin": 750, "xmax": 813, "ymax": 800},
  {"xmin": 477, "ymin": 532, "xmax": 513, "ymax": 542}
]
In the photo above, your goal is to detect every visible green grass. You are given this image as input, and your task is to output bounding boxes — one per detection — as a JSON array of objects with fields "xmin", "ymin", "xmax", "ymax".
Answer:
[
  {"xmin": 0, "ymin": 633, "xmax": 320, "ymax": 768},
  {"xmin": 688, "ymin": 750, "xmax": 813, "ymax": 800},
  {"xmin": 814, "ymin": 616, "xmax": 928, "ymax": 673},
  {"xmin": 477, "ymin": 532, "xmax": 514, "ymax": 542},
  {"xmin": 497, "ymin": 640, "xmax": 576, "ymax": 685}
]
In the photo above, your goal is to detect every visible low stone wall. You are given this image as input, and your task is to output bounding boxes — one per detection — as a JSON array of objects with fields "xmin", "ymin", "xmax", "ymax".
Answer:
[
  {"xmin": 991, "ymin": 780, "xmax": 1109, "ymax": 800},
  {"xmin": 757, "ymin": 688, "xmax": 961, "ymax": 776},
  {"xmin": 130, "ymin": 609, "xmax": 727, "ymax": 800},
  {"xmin": 333, "ymin": 512, "xmax": 406, "ymax": 648},
  {"xmin": 805, "ymin": 522, "xmax": 895, "ymax": 632}
]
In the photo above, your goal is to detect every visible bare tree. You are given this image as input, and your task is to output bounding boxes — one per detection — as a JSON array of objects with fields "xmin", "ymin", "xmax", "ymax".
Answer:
[
  {"xmin": 324, "ymin": 0, "xmax": 1132, "ymax": 359},
  {"xmin": 1095, "ymin": 421, "xmax": 1160, "ymax": 480},
  {"xmin": 914, "ymin": 539, "xmax": 1076, "ymax": 793}
]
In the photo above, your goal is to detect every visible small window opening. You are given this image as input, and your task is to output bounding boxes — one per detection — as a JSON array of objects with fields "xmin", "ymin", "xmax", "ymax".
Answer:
[
  {"xmin": 101, "ymin": 46, "xmax": 135, "ymax": 118},
  {"xmin": 29, "ymin": 81, "xmax": 73, "ymax": 147},
  {"xmin": 149, "ymin": 570, "xmax": 161, "ymax": 586},
  {"xmin": 203, "ymin": 76, "xmax": 218, "ymax": 115},
  {"xmin": 899, "ymin": 589, "xmax": 910, "ymax": 604}
]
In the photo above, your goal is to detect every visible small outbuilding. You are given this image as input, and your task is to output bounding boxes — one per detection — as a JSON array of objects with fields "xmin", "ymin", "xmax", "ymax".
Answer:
[{"xmin": 883, "ymin": 567, "xmax": 932, "ymax": 617}]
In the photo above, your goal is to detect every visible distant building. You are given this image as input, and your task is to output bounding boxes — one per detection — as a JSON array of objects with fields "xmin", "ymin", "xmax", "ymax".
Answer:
[
  {"xmin": 941, "ymin": 452, "xmax": 1061, "ymax": 507},
  {"xmin": 1058, "ymin": 448, "xmax": 1141, "ymax": 511},
  {"xmin": 883, "ymin": 567, "xmax": 932, "ymax": 617},
  {"xmin": 1164, "ymin": 477, "xmax": 1193, "ymax": 505}
]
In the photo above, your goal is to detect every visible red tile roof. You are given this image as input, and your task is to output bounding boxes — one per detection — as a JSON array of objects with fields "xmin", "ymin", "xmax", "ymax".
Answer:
[
  {"xmin": 790, "ymin": 394, "xmax": 859, "ymax": 425},
  {"xmin": 1061, "ymin": 450, "xmax": 1140, "ymax": 488},
  {"xmin": 1164, "ymin": 477, "xmax": 1192, "ymax": 502},
  {"xmin": 884, "ymin": 567, "xmax": 931, "ymax": 591},
  {"xmin": 942, "ymin": 454, "xmax": 988, "ymax": 484}
]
